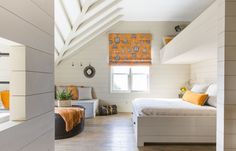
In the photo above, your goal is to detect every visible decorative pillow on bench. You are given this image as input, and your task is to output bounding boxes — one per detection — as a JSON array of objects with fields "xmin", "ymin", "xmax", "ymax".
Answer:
[
  {"xmin": 78, "ymin": 87, "xmax": 92, "ymax": 100},
  {"xmin": 67, "ymin": 86, "xmax": 78, "ymax": 100},
  {"xmin": 0, "ymin": 90, "xmax": 10, "ymax": 109}
]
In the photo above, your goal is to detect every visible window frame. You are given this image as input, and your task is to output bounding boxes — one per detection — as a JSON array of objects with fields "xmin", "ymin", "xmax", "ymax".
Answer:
[{"xmin": 110, "ymin": 66, "xmax": 150, "ymax": 93}]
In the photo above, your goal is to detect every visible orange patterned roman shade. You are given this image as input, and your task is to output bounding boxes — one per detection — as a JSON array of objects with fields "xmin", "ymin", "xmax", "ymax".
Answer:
[{"xmin": 109, "ymin": 33, "xmax": 152, "ymax": 65}]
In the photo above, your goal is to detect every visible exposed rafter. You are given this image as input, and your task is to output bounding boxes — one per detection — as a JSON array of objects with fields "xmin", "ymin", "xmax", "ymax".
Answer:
[
  {"xmin": 70, "ymin": 7, "xmax": 122, "ymax": 40},
  {"xmin": 81, "ymin": 0, "xmax": 99, "ymax": 14},
  {"xmin": 60, "ymin": 16, "xmax": 122, "ymax": 63},
  {"xmin": 77, "ymin": 0, "xmax": 82, "ymax": 12},
  {"xmin": 65, "ymin": 9, "xmax": 122, "ymax": 51},
  {"xmin": 67, "ymin": 0, "xmax": 120, "ymax": 47},
  {"xmin": 55, "ymin": 48, "xmax": 59, "ymax": 56},
  {"xmin": 59, "ymin": 0, "xmax": 73, "ymax": 28},
  {"xmin": 55, "ymin": 24, "xmax": 65, "ymax": 43},
  {"xmin": 55, "ymin": 0, "xmax": 123, "ymax": 65}
]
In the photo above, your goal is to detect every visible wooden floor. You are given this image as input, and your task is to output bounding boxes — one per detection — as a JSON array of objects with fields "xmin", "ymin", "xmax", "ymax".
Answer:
[{"xmin": 55, "ymin": 113, "xmax": 216, "ymax": 151}]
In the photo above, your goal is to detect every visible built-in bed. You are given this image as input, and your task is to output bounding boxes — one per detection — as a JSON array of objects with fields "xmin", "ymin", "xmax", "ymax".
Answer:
[{"xmin": 132, "ymin": 98, "xmax": 216, "ymax": 146}]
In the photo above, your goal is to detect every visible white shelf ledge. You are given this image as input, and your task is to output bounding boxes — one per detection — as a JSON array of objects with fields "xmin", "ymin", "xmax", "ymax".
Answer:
[{"xmin": 160, "ymin": 1, "xmax": 217, "ymax": 64}]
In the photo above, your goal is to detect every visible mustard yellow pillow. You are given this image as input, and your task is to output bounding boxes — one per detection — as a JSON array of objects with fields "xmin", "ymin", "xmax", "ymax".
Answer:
[
  {"xmin": 0, "ymin": 90, "xmax": 10, "ymax": 109},
  {"xmin": 67, "ymin": 86, "xmax": 78, "ymax": 100},
  {"xmin": 182, "ymin": 91, "xmax": 208, "ymax": 106}
]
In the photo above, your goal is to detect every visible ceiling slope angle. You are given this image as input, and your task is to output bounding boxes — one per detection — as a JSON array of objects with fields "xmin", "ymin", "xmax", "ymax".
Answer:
[
  {"xmin": 120, "ymin": 0, "xmax": 215, "ymax": 21},
  {"xmin": 54, "ymin": 0, "xmax": 215, "ymax": 64},
  {"xmin": 55, "ymin": 0, "xmax": 123, "ymax": 65}
]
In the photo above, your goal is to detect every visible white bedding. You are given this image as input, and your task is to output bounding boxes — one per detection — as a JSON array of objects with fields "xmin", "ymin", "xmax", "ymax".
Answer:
[{"xmin": 132, "ymin": 98, "xmax": 216, "ymax": 117}]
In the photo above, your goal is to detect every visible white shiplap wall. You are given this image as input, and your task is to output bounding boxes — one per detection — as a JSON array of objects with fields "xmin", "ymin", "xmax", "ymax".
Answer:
[
  {"xmin": 0, "ymin": 47, "xmax": 10, "ymax": 91},
  {"xmin": 190, "ymin": 59, "xmax": 217, "ymax": 84},
  {"xmin": 55, "ymin": 21, "xmax": 190, "ymax": 112},
  {"xmin": 0, "ymin": 0, "xmax": 54, "ymax": 151},
  {"xmin": 217, "ymin": 0, "xmax": 236, "ymax": 150}
]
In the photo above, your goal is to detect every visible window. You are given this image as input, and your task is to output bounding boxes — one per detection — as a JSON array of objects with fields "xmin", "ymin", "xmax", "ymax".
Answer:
[{"xmin": 111, "ymin": 66, "xmax": 149, "ymax": 93}]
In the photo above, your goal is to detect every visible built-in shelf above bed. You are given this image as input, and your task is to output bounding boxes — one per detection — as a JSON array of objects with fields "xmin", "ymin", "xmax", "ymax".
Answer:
[{"xmin": 160, "ymin": 1, "xmax": 217, "ymax": 64}]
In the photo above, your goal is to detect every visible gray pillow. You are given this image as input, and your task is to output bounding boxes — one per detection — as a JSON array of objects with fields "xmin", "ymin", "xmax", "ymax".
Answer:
[{"xmin": 78, "ymin": 87, "xmax": 92, "ymax": 100}]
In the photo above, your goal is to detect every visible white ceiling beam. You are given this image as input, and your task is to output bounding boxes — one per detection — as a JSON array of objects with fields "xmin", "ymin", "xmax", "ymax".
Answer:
[
  {"xmin": 61, "ymin": 0, "xmax": 100, "ymax": 46},
  {"xmin": 73, "ymin": 0, "xmax": 121, "ymax": 33},
  {"xmin": 56, "ymin": 0, "xmax": 121, "ymax": 63},
  {"xmin": 70, "ymin": 7, "xmax": 122, "ymax": 41},
  {"xmin": 57, "ymin": 0, "xmax": 103, "ymax": 53},
  {"xmin": 81, "ymin": 0, "xmax": 99, "ymax": 14},
  {"xmin": 59, "ymin": 0, "xmax": 72, "ymax": 28},
  {"xmin": 55, "ymin": 48, "xmax": 59, "ymax": 56},
  {"xmin": 64, "ymin": 11, "xmax": 122, "ymax": 51},
  {"xmin": 66, "ymin": 0, "xmax": 120, "ymax": 45},
  {"xmin": 77, "ymin": 0, "xmax": 82, "ymax": 13},
  {"xmin": 59, "ymin": 16, "xmax": 122, "ymax": 64},
  {"xmin": 54, "ymin": 53, "xmax": 59, "ymax": 62},
  {"xmin": 55, "ymin": 24, "xmax": 65, "ymax": 43}
]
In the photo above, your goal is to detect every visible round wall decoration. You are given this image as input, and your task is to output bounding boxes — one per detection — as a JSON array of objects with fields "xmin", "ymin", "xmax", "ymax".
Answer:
[{"xmin": 83, "ymin": 65, "xmax": 96, "ymax": 78}]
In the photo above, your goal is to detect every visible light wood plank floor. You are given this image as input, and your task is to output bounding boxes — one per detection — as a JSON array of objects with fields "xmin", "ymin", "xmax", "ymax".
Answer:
[{"xmin": 55, "ymin": 113, "xmax": 216, "ymax": 151}]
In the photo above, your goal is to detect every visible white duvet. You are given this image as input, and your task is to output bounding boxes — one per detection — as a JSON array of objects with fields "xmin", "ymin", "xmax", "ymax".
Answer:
[{"xmin": 132, "ymin": 98, "xmax": 216, "ymax": 117}]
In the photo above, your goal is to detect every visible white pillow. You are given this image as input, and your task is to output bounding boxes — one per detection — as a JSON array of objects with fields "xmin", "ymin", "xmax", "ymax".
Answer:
[
  {"xmin": 78, "ymin": 87, "xmax": 92, "ymax": 100},
  {"xmin": 206, "ymin": 84, "xmax": 217, "ymax": 107},
  {"xmin": 191, "ymin": 83, "xmax": 209, "ymax": 93}
]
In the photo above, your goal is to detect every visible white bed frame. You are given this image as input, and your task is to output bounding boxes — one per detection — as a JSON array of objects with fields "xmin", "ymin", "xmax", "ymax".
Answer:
[{"xmin": 132, "ymin": 111, "xmax": 216, "ymax": 146}]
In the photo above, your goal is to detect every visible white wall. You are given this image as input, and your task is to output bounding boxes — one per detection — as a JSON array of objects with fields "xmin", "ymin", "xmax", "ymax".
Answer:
[
  {"xmin": 190, "ymin": 59, "xmax": 217, "ymax": 84},
  {"xmin": 217, "ymin": 0, "xmax": 236, "ymax": 150},
  {"xmin": 56, "ymin": 21, "xmax": 190, "ymax": 112},
  {"xmin": 0, "ymin": 47, "xmax": 10, "ymax": 108},
  {"xmin": 0, "ymin": 0, "xmax": 54, "ymax": 151},
  {"xmin": 0, "ymin": 47, "xmax": 10, "ymax": 91}
]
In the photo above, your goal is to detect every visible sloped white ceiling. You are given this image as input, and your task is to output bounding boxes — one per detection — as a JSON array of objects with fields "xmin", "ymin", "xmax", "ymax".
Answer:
[
  {"xmin": 54, "ymin": 0, "xmax": 123, "ymax": 65},
  {"xmin": 54, "ymin": 0, "xmax": 215, "ymax": 65},
  {"xmin": 121, "ymin": 0, "xmax": 215, "ymax": 21}
]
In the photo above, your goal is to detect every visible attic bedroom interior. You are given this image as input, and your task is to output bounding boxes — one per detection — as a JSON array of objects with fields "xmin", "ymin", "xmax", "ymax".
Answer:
[{"xmin": 0, "ymin": 0, "xmax": 235, "ymax": 151}]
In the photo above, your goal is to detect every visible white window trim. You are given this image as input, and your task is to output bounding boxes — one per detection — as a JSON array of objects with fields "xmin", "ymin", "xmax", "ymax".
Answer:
[{"xmin": 110, "ymin": 66, "xmax": 150, "ymax": 93}]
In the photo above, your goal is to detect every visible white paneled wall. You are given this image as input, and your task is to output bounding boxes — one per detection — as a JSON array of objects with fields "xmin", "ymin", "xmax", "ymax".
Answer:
[
  {"xmin": 191, "ymin": 59, "xmax": 217, "ymax": 84},
  {"xmin": 0, "ymin": 47, "xmax": 10, "ymax": 91},
  {"xmin": 55, "ymin": 21, "xmax": 190, "ymax": 112},
  {"xmin": 0, "ymin": 1, "xmax": 54, "ymax": 151},
  {"xmin": 217, "ymin": 0, "xmax": 236, "ymax": 150}
]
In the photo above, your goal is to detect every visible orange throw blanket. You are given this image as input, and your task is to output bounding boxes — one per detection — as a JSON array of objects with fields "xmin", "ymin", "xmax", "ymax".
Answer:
[{"xmin": 55, "ymin": 107, "xmax": 85, "ymax": 132}]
